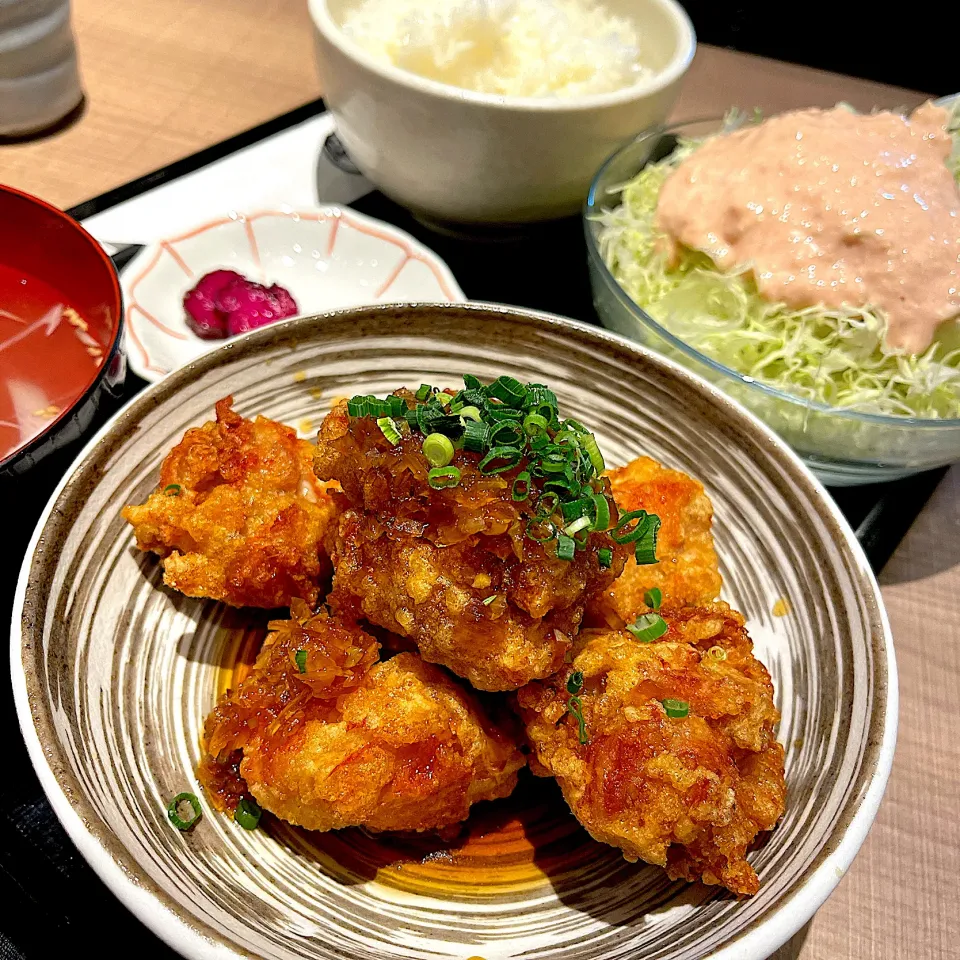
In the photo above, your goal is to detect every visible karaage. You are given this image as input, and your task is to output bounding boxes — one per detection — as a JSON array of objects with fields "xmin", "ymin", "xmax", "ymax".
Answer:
[
  {"xmin": 123, "ymin": 397, "xmax": 337, "ymax": 608},
  {"xmin": 587, "ymin": 456, "xmax": 722, "ymax": 627},
  {"xmin": 199, "ymin": 603, "xmax": 525, "ymax": 832},
  {"xmin": 516, "ymin": 602, "xmax": 785, "ymax": 896},
  {"xmin": 314, "ymin": 390, "xmax": 628, "ymax": 691}
]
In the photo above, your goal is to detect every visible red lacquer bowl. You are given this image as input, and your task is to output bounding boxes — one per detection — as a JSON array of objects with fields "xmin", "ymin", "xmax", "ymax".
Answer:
[{"xmin": 0, "ymin": 185, "xmax": 124, "ymax": 475}]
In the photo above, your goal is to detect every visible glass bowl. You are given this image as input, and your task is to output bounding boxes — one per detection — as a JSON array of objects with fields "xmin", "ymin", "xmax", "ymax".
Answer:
[{"xmin": 583, "ymin": 116, "xmax": 960, "ymax": 486}]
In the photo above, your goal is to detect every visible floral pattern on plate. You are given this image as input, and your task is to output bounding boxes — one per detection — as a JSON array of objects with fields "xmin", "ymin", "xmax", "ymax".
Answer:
[{"xmin": 121, "ymin": 207, "xmax": 465, "ymax": 381}]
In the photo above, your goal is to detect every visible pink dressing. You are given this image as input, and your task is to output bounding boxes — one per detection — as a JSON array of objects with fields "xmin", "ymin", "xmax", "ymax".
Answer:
[{"xmin": 655, "ymin": 103, "xmax": 960, "ymax": 354}]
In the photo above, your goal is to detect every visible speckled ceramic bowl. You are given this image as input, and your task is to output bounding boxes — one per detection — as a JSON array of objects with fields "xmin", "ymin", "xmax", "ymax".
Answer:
[{"xmin": 12, "ymin": 303, "xmax": 895, "ymax": 960}]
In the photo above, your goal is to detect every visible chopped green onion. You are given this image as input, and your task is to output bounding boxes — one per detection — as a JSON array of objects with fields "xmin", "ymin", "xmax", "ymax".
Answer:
[
  {"xmin": 611, "ymin": 509, "xmax": 653, "ymax": 543},
  {"xmin": 478, "ymin": 445, "xmax": 522, "ymax": 474},
  {"xmin": 486, "ymin": 405, "xmax": 524, "ymax": 422},
  {"xmin": 482, "ymin": 595, "xmax": 498, "ymax": 606},
  {"xmin": 633, "ymin": 514, "xmax": 661, "ymax": 565},
  {"xmin": 563, "ymin": 516, "xmax": 592, "ymax": 536},
  {"xmin": 589, "ymin": 493, "xmax": 610, "ymax": 531},
  {"xmin": 489, "ymin": 421, "xmax": 523, "ymax": 448},
  {"xmin": 428, "ymin": 466, "xmax": 461, "ymax": 489},
  {"xmin": 544, "ymin": 475, "xmax": 581, "ymax": 497},
  {"xmin": 347, "ymin": 394, "xmax": 396, "ymax": 418},
  {"xmin": 662, "ymin": 699, "xmax": 690, "ymax": 719},
  {"xmin": 626, "ymin": 612, "xmax": 668, "ymax": 643},
  {"xmin": 526, "ymin": 519, "xmax": 557, "ymax": 543},
  {"xmin": 581, "ymin": 434, "xmax": 605, "ymax": 475},
  {"xmin": 536, "ymin": 492, "xmax": 560, "ymax": 519},
  {"xmin": 530, "ymin": 402, "xmax": 558, "ymax": 425},
  {"xmin": 163, "ymin": 484, "xmax": 181, "ymax": 496},
  {"xmin": 430, "ymin": 414, "xmax": 466, "ymax": 438},
  {"xmin": 538, "ymin": 457, "xmax": 570, "ymax": 475},
  {"xmin": 377, "ymin": 417, "xmax": 401, "ymax": 445},
  {"xmin": 512, "ymin": 471, "xmax": 531, "ymax": 501},
  {"xmin": 167, "ymin": 792, "xmax": 202, "ymax": 831},
  {"xmin": 487, "ymin": 375, "xmax": 527, "ymax": 408},
  {"xmin": 523, "ymin": 412, "xmax": 549, "ymax": 436},
  {"xmin": 555, "ymin": 534, "xmax": 576, "ymax": 561},
  {"xmin": 566, "ymin": 670, "xmax": 584, "ymax": 695},
  {"xmin": 415, "ymin": 403, "xmax": 434, "ymax": 435},
  {"xmin": 706, "ymin": 645, "xmax": 727, "ymax": 662},
  {"xmin": 598, "ymin": 547, "xmax": 613, "ymax": 569},
  {"xmin": 351, "ymin": 395, "xmax": 391, "ymax": 418},
  {"xmin": 295, "ymin": 649, "xmax": 308, "ymax": 673},
  {"xmin": 347, "ymin": 379, "xmax": 622, "ymax": 567},
  {"xmin": 553, "ymin": 429, "xmax": 580, "ymax": 449},
  {"xmin": 422, "ymin": 432, "xmax": 455, "ymax": 467},
  {"xmin": 558, "ymin": 693, "xmax": 588, "ymax": 744},
  {"xmin": 235, "ymin": 797, "xmax": 262, "ymax": 830},
  {"xmin": 610, "ymin": 510, "xmax": 661, "ymax": 564},
  {"xmin": 527, "ymin": 383, "xmax": 557, "ymax": 401},
  {"xmin": 462, "ymin": 419, "xmax": 489, "ymax": 453},
  {"xmin": 643, "ymin": 587, "xmax": 663, "ymax": 611},
  {"xmin": 561, "ymin": 496, "xmax": 592, "ymax": 521}
]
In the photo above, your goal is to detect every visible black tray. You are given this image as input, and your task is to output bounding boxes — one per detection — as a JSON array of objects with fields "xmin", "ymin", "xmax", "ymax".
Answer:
[{"xmin": 0, "ymin": 98, "xmax": 945, "ymax": 960}]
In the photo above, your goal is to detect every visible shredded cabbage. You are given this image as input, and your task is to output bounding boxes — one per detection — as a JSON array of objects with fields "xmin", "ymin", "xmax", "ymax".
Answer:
[{"xmin": 597, "ymin": 110, "xmax": 960, "ymax": 420}]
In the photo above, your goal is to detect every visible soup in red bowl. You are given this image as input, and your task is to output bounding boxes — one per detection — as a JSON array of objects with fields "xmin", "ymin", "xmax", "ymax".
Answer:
[{"xmin": 0, "ymin": 185, "xmax": 124, "ymax": 474}]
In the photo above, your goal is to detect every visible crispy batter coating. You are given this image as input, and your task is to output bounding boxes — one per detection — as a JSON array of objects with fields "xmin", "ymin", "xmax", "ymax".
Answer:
[
  {"xmin": 587, "ymin": 457, "xmax": 722, "ymax": 626},
  {"xmin": 122, "ymin": 398, "xmax": 337, "ymax": 608},
  {"xmin": 199, "ymin": 603, "xmax": 525, "ymax": 833},
  {"xmin": 516, "ymin": 602, "xmax": 785, "ymax": 895},
  {"xmin": 315, "ymin": 399, "xmax": 627, "ymax": 691}
]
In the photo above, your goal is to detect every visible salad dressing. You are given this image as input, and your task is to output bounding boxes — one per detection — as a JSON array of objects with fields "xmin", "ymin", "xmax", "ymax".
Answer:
[{"xmin": 655, "ymin": 103, "xmax": 960, "ymax": 354}]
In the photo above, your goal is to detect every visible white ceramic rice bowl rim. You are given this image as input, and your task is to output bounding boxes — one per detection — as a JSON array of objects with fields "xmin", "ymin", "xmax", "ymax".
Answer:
[{"xmin": 11, "ymin": 303, "xmax": 897, "ymax": 960}]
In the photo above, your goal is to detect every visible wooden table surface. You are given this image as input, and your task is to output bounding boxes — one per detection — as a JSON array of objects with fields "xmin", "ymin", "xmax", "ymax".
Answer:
[{"xmin": 2, "ymin": 2, "xmax": 957, "ymax": 958}]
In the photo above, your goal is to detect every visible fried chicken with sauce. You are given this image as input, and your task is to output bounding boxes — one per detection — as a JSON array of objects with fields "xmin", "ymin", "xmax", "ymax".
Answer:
[
  {"xmin": 314, "ymin": 398, "xmax": 627, "ymax": 691},
  {"xmin": 587, "ymin": 457, "xmax": 722, "ymax": 627},
  {"xmin": 516, "ymin": 602, "xmax": 785, "ymax": 895},
  {"xmin": 199, "ymin": 604, "xmax": 525, "ymax": 833},
  {"xmin": 123, "ymin": 398, "xmax": 337, "ymax": 608}
]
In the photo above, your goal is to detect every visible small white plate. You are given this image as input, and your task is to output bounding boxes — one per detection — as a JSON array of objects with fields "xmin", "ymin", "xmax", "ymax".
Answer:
[{"xmin": 120, "ymin": 206, "xmax": 465, "ymax": 381}]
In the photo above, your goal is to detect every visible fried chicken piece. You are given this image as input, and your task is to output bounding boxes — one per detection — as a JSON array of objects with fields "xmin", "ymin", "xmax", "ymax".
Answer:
[
  {"xmin": 314, "ymin": 397, "xmax": 627, "ymax": 691},
  {"xmin": 122, "ymin": 397, "xmax": 337, "ymax": 608},
  {"xmin": 587, "ymin": 457, "xmax": 722, "ymax": 627},
  {"xmin": 516, "ymin": 602, "xmax": 785, "ymax": 896},
  {"xmin": 199, "ymin": 603, "xmax": 525, "ymax": 833}
]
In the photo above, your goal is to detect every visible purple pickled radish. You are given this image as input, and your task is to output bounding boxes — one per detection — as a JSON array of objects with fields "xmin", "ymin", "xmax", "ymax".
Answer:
[
  {"xmin": 183, "ymin": 269, "xmax": 243, "ymax": 339},
  {"xmin": 218, "ymin": 280, "xmax": 293, "ymax": 336},
  {"xmin": 268, "ymin": 284, "xmax": 299, "ymax": 318}
]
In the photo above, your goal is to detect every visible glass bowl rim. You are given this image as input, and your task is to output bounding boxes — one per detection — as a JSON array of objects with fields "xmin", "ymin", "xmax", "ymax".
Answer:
[{"xmin": 583, "ymin": 110, "xmax": 960, "ymax": 432}]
